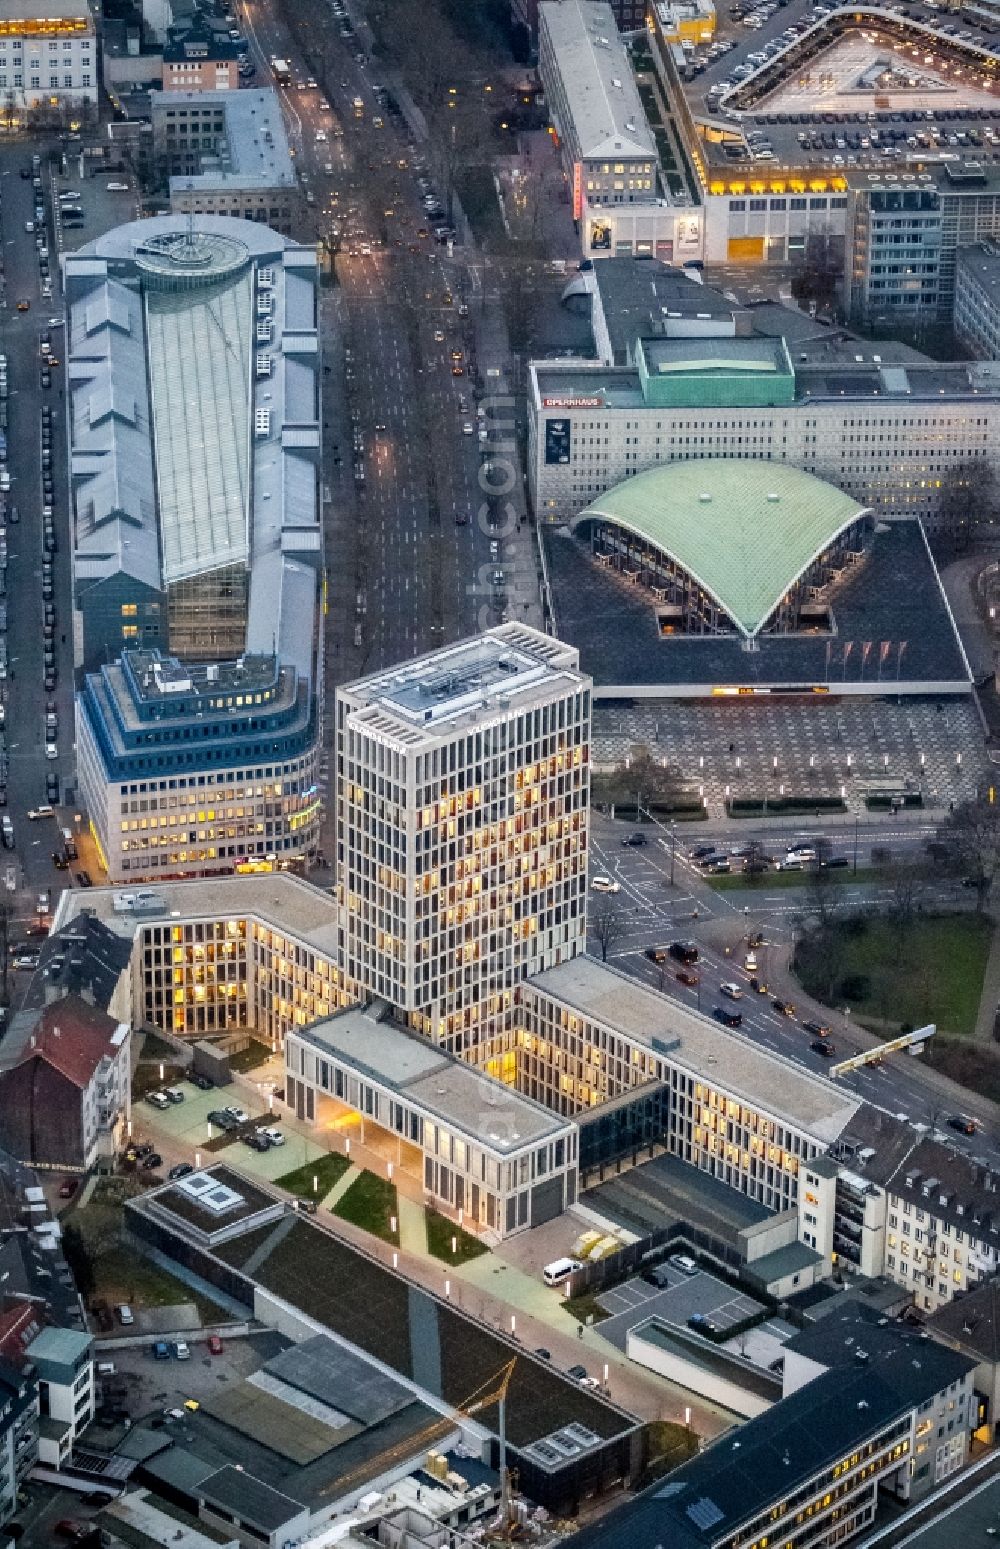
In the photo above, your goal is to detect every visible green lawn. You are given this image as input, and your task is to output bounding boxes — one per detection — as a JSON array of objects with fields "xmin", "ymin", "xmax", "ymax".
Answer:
[
  {"xmin": 275, "ymin": 1152, "xmax": 351, "ymax": 1199},
  {"xmin": 793, "ymin": 914, "xmax": 992, "ymax": 1036},
  {"xmin": 425, "ymin": 1209, "xmax": 489, "ymax": 1264},
  {"xmin": 332, "ymin": 1170, "xmax": 400, "ymax": 1244},
  {"xmin": 709, "ymin": 866, "xmax": 882, "ymax": 892}
]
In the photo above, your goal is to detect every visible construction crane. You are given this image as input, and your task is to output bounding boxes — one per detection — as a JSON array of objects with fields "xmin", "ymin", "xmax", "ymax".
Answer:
[
  {"xmin": 322, "ymin": 1356, "xmax": 519, "ymax": 1532},
  {"xmin": 461, "ymin": 1357, "xmax": 517, "ymax": 1536}
]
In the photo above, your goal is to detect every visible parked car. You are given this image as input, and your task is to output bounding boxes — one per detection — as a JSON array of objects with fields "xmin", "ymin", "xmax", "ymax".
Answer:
[
  {"xmin": 172, "ymin": 1340, "xmax": 190, "ymax": 1360},
  {"xmin": 208, "ymin": 1334, "xmax": 224, "ymax": 1355},
  {"xmin": 207, "ymin": 1109, "xmax": 239, "ymax": 1131},
  {"xmin": 168, "ymin": 1162, "xmax": 194, "ymax": 1180},
  {"xmin": 191, "ymin": 1073, "xmax": 213, "ymax": 1090},
  {"xmin": 58, "ymin": 1178, "xmax": 79, "ymax": 1199}
]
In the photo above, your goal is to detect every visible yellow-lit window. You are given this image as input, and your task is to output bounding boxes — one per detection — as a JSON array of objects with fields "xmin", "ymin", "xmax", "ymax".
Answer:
[
  {"xmin": 121, "ymin": 603, "xmax": 138, "ymax": 617},
  {"xmin": 122, "ymin": 625, "xmax": 138, "ymax": 639}
]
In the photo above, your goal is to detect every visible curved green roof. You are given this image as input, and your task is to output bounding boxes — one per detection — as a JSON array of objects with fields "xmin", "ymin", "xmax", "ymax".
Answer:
[{"xmin": 572, "ymin": 461, "xmax": 869, "ymax": 637}]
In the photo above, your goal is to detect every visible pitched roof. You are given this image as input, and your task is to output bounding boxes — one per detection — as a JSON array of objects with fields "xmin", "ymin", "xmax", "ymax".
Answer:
[
  {"xmin": 567, "ymin": 1346, "xmax": 975, "ymax": 1549},
  {"xmin": 929, "ymin": 1278, "xmax": 1000, "ymax": 1362},
  {"xmin": 572, "ymin": 460, "xmax": 869, "ymax": 637},
  {"xmin": 1, "ymin": 996, "xmax": 122, "ymax": 1089}
]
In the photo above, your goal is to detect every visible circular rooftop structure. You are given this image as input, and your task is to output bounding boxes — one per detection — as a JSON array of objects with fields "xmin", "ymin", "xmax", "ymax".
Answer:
[
  {"xmin": 570, "ymin": 461, "xmax": 871, "ymax": 638},
  {"xmin": 133, "ymin": 228, "xmax": 251, "ymax": 291}
]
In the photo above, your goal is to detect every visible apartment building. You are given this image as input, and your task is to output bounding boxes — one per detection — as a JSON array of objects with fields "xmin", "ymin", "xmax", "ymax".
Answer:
[
  {"xmin": 335, "ymin": 624, "xmax": 591, "ymax": 1062},
  {"xmin": 0, "ymin": 1359, "xmax": 37, "ymax": 1529},
  {"xmin": 0, "ymin": 0, "xmax": 97, "ymax": 112},
  {"xmin": 0, "ymin": 998, "xmax": 130, "ymax": 1171},
  {"xmin": 25, "ymin": 1329, "xmax": 94, "ymax": 1469},
  {"xmin": 570, "ymin": 1340, "xmax": 975, "ymax": 1549},
  {"xmin": 161, "ymin": 15, "xmax": 239, "ymax": 91},
  {"xmin": 798, "ymin": 1112, "xmax": 1000, "ymax": 1315},
  {"xmin": 781, "ymin": 1298, "xmax": 975, "ymax": 1492}
]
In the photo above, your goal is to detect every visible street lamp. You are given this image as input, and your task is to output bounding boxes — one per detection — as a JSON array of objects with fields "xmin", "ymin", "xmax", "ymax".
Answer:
[{"xmin": 669, "ymin": 820, "xmax": 676, "ymax": 888}]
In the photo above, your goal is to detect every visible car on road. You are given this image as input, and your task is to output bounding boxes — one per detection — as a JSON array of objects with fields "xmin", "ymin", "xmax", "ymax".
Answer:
[
  {"xmin": 675, "ymin": 968, "xmax": 699, "ymax": 986},
  {"xmin": 78, "ymin": 870, "xmax": 93, "ymax": 887},
  {"xmin": 590, "ymin": 875, "xmax": 620, "ymax": 893},
  {"xmin": 811, "ymin": 1039, "xmax": 836, "ymax": 1057},
  {"xmin": 462, "ymin": 421, "xmax": 474, "ymax": 435},
  {"xmin": 107, "ymin": 181, "xmax": 130, "ymax": 191},
  {"xmin": 802, "ymin": 1020, "xmax": 831, "ymax": 1037},
  {"xmin": 948, "ymin": 1114, "xmax": 978, "ymax": 1134},
  {"xmin": 772, "ymin": 999, "xmax": 796, "ymax": 1017},
  {"xmin": 621, "ymin": 832, "xmax": 647, "ymax": 846},
  {"xmin": 749, "ymin": 976, "xmax": 768, "ymax": 994},
  {"xmin": 13, "ymin": 954, "xmax": 39, "ymax": 970},
  {"xmin": 714, "ymin": 1006, "xmax": 743, "ymax": 1028},
  {"xmin": 720, "ymin": 982, "xmax": 743, "ymax": 1000},
  {"xmin": 45, "ymin": 741, "xmax": 57, "ymax": 760},
  {"xmin": 669, "ymin": 941, "xmax": 699, "ymax": 964},
  {"xmin": 1, "ymin": 816, "xmax": 13, "ymax": 848}
]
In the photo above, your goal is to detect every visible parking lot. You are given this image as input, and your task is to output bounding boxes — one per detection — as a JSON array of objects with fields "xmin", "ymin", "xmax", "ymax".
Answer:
[
  {"xmin": 133, "ymin": 1076, "xmax": 334, "ymax": 1184},
  {"xmin": 595, "ymin": 1264, "xmax": 770, "ymax": 1352}
]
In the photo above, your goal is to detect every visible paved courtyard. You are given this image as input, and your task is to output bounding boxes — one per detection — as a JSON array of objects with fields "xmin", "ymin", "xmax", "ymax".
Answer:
[{"xmin": 593, "ymin": 696, "xmax": 987, "ymax": 817}]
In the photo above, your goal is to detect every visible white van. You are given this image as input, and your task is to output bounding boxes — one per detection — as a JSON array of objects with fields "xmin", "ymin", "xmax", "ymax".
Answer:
[
  {"xmin": 542, "ymin": 1257, "xmax": 583, "ymax": 1287},
  {"xmin": 591, "ymin": 875, "xmax": 620, "ymax": 894}
]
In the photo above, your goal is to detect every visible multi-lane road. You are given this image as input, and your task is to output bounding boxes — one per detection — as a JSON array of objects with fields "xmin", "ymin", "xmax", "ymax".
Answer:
[
  {"xmin": 586, "ymin": 810, "xmax": 1000, "ymax": 1165},
  {"xmin": 238, "ymin": 0, "xmax": 541, "ymax": 687},
  {"xmin": 0, "ymin": 146, "xmax": 80, "ymax": 942}
]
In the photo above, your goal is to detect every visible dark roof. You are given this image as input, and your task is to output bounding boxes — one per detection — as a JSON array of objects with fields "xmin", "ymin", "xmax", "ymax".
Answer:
[
  {"xmin": 0, "ymin": 1147, "xmax": 86, "ymax": 1331},
  {"xmin": 566, "ymin": 1348, "xmax": 975, "ymax": 1549},
  {"xmin": 928, "ymin": 1278, "xmax": 1000, "ymax": 1362},
  {"xmin": 163, "ymin": 15, "xmax": 239, "ymax": 60},
  {"xmin": 784, "ymin": 1297, "xmax": 977, "ymax": 1383},
  {"xmin": 884, "ymin": 1137, "xmax": 1000, "ymax": 1247},
  {"xmin": 198, "ymin": 1465, "xmax": 304, "ymax": 1530},
  {"xmin": 27, "ymin": 913, "xmax": 133, "ymax": 1015},
  {"xmin": 591, "ymin": 259, "xmax": 737, "ymax": 363},
  {"xmin": 544, "ymin": 520, "xmax": 971, "ymax": 692},
  {"xmin": 264, "ymin": 1334, "xmax": 411, "ymax": 1425}
]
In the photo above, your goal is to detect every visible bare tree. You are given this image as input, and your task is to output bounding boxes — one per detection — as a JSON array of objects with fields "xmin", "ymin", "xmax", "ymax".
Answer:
[
  {"xmin": 743, "ymin": 840, "xmax": 770, "ymax": 887},
  {"xmin": 931, "ymin": 796, "xmax": 1000, "ymax": 911},
  {"xmin": 589, "ymin": 895, "xmax": 629, "ymax": 964},
  {"xmin": 591, "ymin": 749, "xmax": 689, "ymax": 817},
  {"xmin": 934, "ymin": 458, "xmax": 999, "ymax": 559},
  {"xmin": 806, "ymin": 838, "xmax": 835, "ymax": 924}
]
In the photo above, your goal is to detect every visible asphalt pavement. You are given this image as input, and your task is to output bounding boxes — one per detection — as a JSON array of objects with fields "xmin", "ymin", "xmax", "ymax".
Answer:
[
  {"xmin": 238, "ymin": 0, "xmax": 542, "ymax": 705},
  {"xmin": 586, "ymin": 810, "xmax": 1000, "ymax": 1165},
  {"xmin": 0, "ymin": 145, "xmax": 81, "ymax": 948}
]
